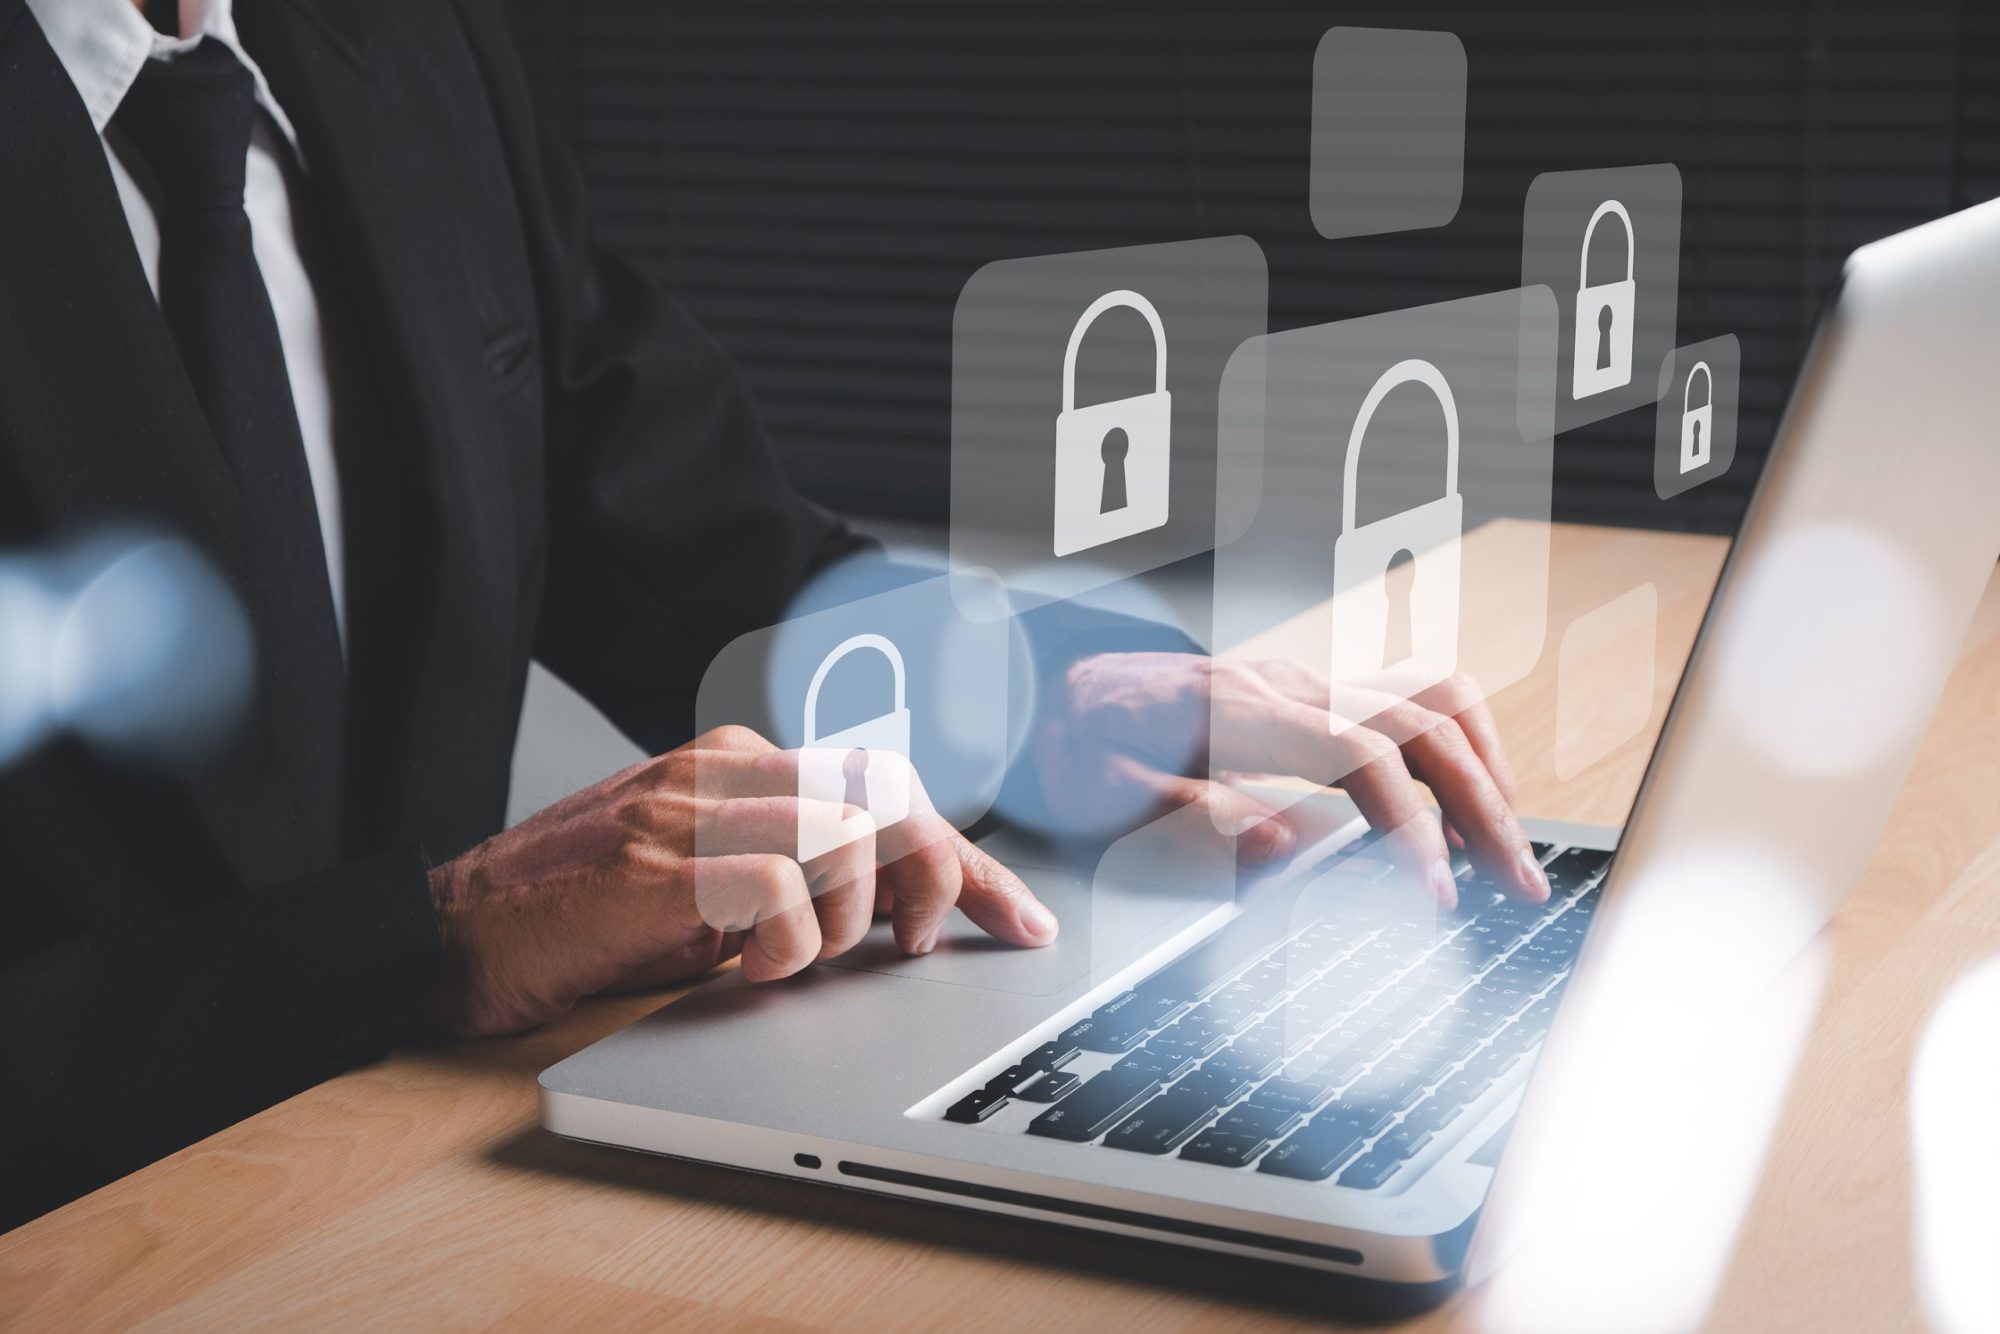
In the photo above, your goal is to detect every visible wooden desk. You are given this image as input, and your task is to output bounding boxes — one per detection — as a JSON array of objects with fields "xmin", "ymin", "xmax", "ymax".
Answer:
[{"xmin": 4, "ymin": 525, "xmax": 1997, "ymax": 1331}]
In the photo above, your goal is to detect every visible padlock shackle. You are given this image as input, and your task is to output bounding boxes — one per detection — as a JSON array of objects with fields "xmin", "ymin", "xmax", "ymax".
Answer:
[
  {"xmin": 803, "ymin": 633, "xmax": 907, "ymax": 747},
  {"xmin": 1682, "ymin": 359, "xmax": 1712, "ymax": 413},
  {"xmin": 1578, "ymin": 198, "xmax": 1636, "ymax": 289},
  {"xmin": 1342, "ymin": 358, "xmax": 1459, "ymax": 535},
  {"xmin": 1061, "ymin": 288, "xmax": 1168, "ymax": 414}
]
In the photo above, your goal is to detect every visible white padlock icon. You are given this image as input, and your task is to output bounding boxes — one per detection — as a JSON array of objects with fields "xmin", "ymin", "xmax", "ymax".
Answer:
[
  {"xmin": 1679, "ymin": 359, "xmax": 1713, "ymax": 474},
  {"xmin": 1052, "ymin": 289, "xmax": 1172, "ymax": 557},
  {"xmin": 1571, "ymin": 198, "xmax": 1636, "ymax": 399},
  {"xmin": 797, "ymin": 633, "xmax": 911, "ymax": 862},
  {"xmin": 1329, "ymin": 359, "xmax": 1463, "ymax": 709}
]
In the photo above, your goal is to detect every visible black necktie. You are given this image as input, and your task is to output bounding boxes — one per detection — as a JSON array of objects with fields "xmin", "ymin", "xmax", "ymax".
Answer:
[{"xmin": 113, "ymin": 40, "xmax": 346, "ymax": 844}]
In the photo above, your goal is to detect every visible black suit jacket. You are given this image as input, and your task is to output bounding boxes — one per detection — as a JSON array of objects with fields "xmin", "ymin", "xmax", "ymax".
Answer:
[{"xmin": 0, "ymin": 0, "xmax": 865, "ymax": 1229}]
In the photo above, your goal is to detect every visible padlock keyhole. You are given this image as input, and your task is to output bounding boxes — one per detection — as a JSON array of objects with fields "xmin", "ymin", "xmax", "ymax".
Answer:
[
  {"xmin": 843, "ymin": 748, "xmax": 870, "ymax": 812},
  {"xmin": 1384, "ymin": 548, "xmax": 1416, "ymax": 670},
  {"xmin": 1594, "ymin": 304, "xmax": 1614, "ymax": 371},
  {"xmin": 1098, "ymin": 428, "xmax": 1131, "ymax": 514},
  {"xmin": 1690, "ymin": 419, "xmax": 1703, "ymax": 457}
]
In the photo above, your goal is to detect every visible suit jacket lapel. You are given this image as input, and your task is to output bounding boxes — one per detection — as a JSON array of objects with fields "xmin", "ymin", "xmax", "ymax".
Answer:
[
  {"xmin": 238, "ymin": 0, "xmax": 525, "ymax": 860},
  {"xmin": 0, "ymin": 0, "xmax": 241, "ymax": 573},
  {"xmin": 0, "ymin": 0, "xmax": 346, "ymax": 886}
]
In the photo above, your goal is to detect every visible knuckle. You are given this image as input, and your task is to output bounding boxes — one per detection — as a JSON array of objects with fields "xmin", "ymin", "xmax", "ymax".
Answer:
[
  {"xmin": 1349, "ymin": 726, "xmax": 1399, "ymax": 768},
  {"xmin": 749, "ymin": 854, "xmax": 804, "ymax": 903},
  {"xmin": 615, "ymin": 788, "xmax": 672, "ymax": 833},
  {"xmin": 755, "ymin": 750, "xmax": 800, "ymax": 784},
  {"xmin": 612, "ymin": 832, "xmax": 670, "ymax": 879},
  {"xmin": 1425, "ymin": 716, "xmax": 1471, "ymax": 759},
  {"xmin": 706, "ymin": 724, "xmax": 769, "ymax": 753},
  {"xmin": 648, "ymin": 749, "xmax": 699, "ymax": 793}
]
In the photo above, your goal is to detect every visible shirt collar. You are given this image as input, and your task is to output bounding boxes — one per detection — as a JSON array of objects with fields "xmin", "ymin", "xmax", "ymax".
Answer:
[{"xmin": 26, "ymin": 0, "xmax": 305, "ymax": 161}]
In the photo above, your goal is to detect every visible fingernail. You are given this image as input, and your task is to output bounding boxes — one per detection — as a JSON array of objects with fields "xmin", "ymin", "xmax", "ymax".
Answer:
[
  {"xmin": 1235, "ymin": 817, "xmax": 1296, "ymax": 867},
  {"xmin": 1019, "ymin": 898, "xmax": 1058, "ymax": 941},
  {"xmin": 1429, "ymin": 858, "xmax": 1459, "ymax": 911},
  {"xmin": 1518, "ymin": 848, "xmax": 1551, "ymax": 903}
]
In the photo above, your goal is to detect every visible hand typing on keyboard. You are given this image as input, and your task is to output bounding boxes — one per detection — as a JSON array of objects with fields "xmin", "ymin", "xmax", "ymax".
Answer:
[
  {"xmin": 1033, "ymin": 653, "xmax": 1551, "ymax": 908},
  {"xmin": 426, "ymin": 725, "xmax": 1056, "ymax": 1037}
]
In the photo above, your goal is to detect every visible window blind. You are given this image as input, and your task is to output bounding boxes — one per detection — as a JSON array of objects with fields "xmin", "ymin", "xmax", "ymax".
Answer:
[{"xmin": 506, "ymin": 0, "xmax": 1997, "ymax": 535}]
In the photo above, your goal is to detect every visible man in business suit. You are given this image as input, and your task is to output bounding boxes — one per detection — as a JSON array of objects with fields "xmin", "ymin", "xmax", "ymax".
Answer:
[{"xmin": 0, "ymin": 0, "xmax": 1547, "ymax": 1228}]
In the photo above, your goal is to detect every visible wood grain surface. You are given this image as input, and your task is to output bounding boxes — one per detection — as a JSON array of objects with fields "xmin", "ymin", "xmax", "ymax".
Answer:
[{"xmin": 3, "ymin": 524, "xmax": 1996, "ymax": 1332}]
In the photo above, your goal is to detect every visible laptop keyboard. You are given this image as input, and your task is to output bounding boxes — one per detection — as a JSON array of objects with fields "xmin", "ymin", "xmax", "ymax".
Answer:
[{"xmin": 942, "ymin": 838, "xmax": 1612, "ymax": 1190}]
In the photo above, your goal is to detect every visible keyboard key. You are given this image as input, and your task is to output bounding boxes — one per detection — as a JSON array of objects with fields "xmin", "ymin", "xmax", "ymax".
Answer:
[
  {"xmin": 1259, "ymin": 1121, "xmax": 1370, "ymax": 1181},
  {"xmin": 1367, "ymin": 1047, "xmax": 1439, "ymax": 1086},
  {"xmin": 994, "ymin": 1062, "xmax": 1055, "ymax": 1094},
  {"xmin": 1375, "ymin": 1121, "xmax": 1436, "ymax": 1159},
  {"xmin": 1027, "ymin": 1069, "xmax": 1159, "ymax": 1142},
  {"xmin": 1235, "ymin": 1021, "xmax": 1294, "ymax": 1062},
  {"xmin": 1285, "ymin": 930, "xmax": 1347, "ymax": 971},
  {"xmin": 1088, "ymin": 989, "xmax": 1186, "ymax": 1042},
  {"xmin": 945, "ymin": 1087, "xmax": 1008, "ymax": 1124},
  {"xmin": 1060, "ymin": 1014, "xmax": 1147, "ymax": 1055},
  {"xmin": 1148, "ymin": 1016, "xmax": 1230, "ymax": 1059},
  {"xmin": 1249, "ymin": 1077, "xmax": 1336, "ymax": 1114},
  {"xmin": 1543, "ymin": 846, "xmax": 1611, "ymax": 896},
  {"xmin": 1064, "ymin": 1016, "xmax": 1144, "ymax": 1056},
  {"xmin": 1432, "ymin": 1069, "xmax": 1491, "ymax": 1108},
  {"xmin": 1314, "ymin": 1100, "xmax": 1397, "ymax": 1137},
  {"xmin": 1188, "ymin": 997, "xmax": 1257, "ymax": 1031},
  {"xmin": 1017, "ymin": 1069, "xmax": 1080, "ymax": 1103},
  {"xmin": 1207, "ymin": 1044, "xmax": 1281, "ymax": 1084},
  {"xmin": 1216, "ymin": 1102, "xmax": 1302, "ymax": 1141},
  {"xmin": 1103, "ymin": 1091, "xmax": 1219, "ymax": 1155},
  {"xmin": 1025, "ymin": 1041, "xmax": 1080, "ymax": 1072},
  {"xmin": 1241, "ymin": 958, "xmax": 1292, "ymax": 993},
  {"xmin": 1117, "ymin": 1045, "xmax": 1197, "ymax": 1082},
  {"xmin": 1174, "ymin": 1064, "xmax": 1252, "ymax": 1104},
  {"xmin": 1180, "ymin": 1130, "xmax": 1268, "ymax": 1167},
  {"xmin": 1284, "ymin": 990, "xmax": 1352, "ymax": 1034},
  {"xmin": 1312, "ymin": 1046, "xmax": 1373, "ymax": 1089},
  {"xmin": 1342, "ymin": 1068, "xmax": 1427, "ymax": 1116},
  {"xmin": 1337, "ymin": 1148, "xmax": 1404, "ymax": 1190}
]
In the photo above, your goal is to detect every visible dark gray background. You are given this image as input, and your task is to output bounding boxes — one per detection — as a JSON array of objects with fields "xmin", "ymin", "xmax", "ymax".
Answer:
[{"xmin": 504, "ymin": 0, "xmax": 2000, "ymax": 538}]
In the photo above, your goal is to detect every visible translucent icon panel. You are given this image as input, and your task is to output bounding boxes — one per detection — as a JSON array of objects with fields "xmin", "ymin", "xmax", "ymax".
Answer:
[
  {"xmin": 1521, "ymin": 165, "xmax": 1682, "ymax": 434},
  {"xmin": 691, "ymin": 570, "xmax": 1016, "ymax": 930},
  {"xmin": 951, "ymin": 236, "xmax": 1269, "ymax": 618},
  {"xmin": 1554, "ymin": 582, "xmax": 1659, "ymax": 781},
  {"xmin": 1209, "ymin": 286, "xmax": 1559, "ymax": 821},
  {"xmin": 1310, "ymin": 26, "xmax": 1467, "ymax": 240},
  {"xmin": 1654, "ymin": 335, "xmax": 1742, "ymax": 498}
]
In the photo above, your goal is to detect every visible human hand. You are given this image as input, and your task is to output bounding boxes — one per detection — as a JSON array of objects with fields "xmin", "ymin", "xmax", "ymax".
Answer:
[
  {"xmin": 427, "ymin": 725, "xmax": 1057, "ymax": 1037},
  {"xmin": 1033, "ymin": 652, "xmax": 1548, "ymax": 909}
]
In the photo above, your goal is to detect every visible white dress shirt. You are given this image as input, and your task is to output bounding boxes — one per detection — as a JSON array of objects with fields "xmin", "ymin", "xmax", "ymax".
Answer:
[{"xmin": 29, "ymin": 0, "xmax": 348, "ymax": 648}]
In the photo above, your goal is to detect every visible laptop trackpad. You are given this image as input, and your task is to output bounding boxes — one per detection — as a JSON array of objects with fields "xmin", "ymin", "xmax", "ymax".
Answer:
[{"xmin": 817, "ymin": 815, "xmax": 1235, "ymax": 996}]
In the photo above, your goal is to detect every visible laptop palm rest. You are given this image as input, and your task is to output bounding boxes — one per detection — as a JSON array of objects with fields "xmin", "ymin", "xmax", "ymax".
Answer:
[{"xmin": 817, "ymin": 813, "xmax": 1240, "ymax": 996}]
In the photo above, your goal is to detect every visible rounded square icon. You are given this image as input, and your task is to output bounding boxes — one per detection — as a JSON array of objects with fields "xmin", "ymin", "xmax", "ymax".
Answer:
[
  {"xmin": 1555, "ymin": 582, "xmax": 1658, "ymax": 781},
  {"xmin": 1310, "ymin": 27, "xmax": 1467, "ymax": 241},
  {"xmin": 950, "ymin": 236, "xmax": 1269, "ymax": 620},
  {"xmin": 1521, "ymin": 165, "xmax": 1682, "ymax": 434},
  {"xmin": 694, "ymin": 571, "xmax": 1015, "ymax": 876},
  {"xmin": 1654, "ymin": 335, "xmax": 1741, "ymax": 499},
  {"xmin": 1210, "ymin": 286, "xmax": 1559, "ymax": 814}
]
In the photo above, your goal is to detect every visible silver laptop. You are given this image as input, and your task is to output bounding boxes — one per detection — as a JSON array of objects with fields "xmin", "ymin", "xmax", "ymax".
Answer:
[{"xmin": 541, "ymin": 201, "xmax": 2000, "ymax": 1286}]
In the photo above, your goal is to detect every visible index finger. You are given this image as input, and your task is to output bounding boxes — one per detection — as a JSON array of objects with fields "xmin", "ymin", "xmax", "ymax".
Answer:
[{"xmin": 871, "ymin": 760, "xmax": 1057, "ymax": 953}]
